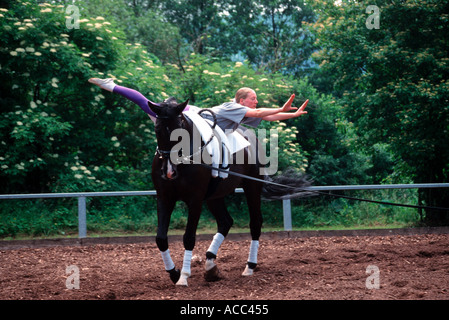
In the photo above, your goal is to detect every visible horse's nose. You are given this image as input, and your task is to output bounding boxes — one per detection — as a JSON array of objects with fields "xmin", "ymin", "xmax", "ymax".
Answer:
[
  {"xmin": 165, "ymin": 160, "xmax": 177, "ymax": 180},
  {"xmin": 167, "ymin": 168, "xmax": 176, "ymax": 179}
]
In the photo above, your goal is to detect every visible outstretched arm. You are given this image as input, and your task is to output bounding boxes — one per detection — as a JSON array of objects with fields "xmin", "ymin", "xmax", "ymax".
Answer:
[{"xmin": 244, "ymin": 94, "xmax": 299, "ymax": 118}]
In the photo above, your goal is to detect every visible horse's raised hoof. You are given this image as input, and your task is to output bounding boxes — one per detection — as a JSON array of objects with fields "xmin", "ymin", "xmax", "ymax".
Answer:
[
  {"xmin": 167, "ymin": 268, "xmax": 180, "ymax": 284},
  {"xmin": 204, "ymin": 265, "xmax": 221, "ymax": 282}
]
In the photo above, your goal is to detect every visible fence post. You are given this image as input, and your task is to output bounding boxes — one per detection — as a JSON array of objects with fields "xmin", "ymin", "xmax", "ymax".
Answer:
[
  {"xmin": 282, "ymin": 199, "xmax": 292, "ymax": 231},
  {"xmin": 78, "ymin": 197, "xmax": 87, "ymax": 238}
]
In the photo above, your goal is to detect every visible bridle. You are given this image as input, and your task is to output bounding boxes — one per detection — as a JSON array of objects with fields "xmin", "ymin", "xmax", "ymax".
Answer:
[{"xmin": 155, "ymin": 109, "xmax": 217, "ymax": 177}]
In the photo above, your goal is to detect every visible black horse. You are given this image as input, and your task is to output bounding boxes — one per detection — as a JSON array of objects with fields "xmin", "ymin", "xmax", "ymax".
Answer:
[{"xmin": 148, "ymin": 98, "xmax": 311, "ymax": 286}]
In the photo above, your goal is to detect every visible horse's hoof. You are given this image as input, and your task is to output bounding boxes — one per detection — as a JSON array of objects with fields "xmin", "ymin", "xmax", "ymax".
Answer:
[
  {"xmin": 176, "ymin": 273, "xmax": 189, "ymax": 286},
  {"xmin": 242, "ymin": 265, "xmax": 254, "ymax": 276},
  {"xmin": 167, "ymin": 268, "xmax": 180, "ymax": 284},
  {"xmin": 204, "ymin": 265, "xmax": 221, "ymax": 282}
]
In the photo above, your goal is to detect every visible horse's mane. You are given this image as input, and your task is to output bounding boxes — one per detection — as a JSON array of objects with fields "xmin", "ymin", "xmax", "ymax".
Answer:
[{"xmin": 163, "ymin": 97, "xmax": 179, "ymax": 106}]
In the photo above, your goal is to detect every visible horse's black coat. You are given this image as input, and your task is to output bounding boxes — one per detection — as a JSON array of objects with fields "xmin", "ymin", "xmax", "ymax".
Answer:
[{"xmin": 148, "ymin": 98, "xmax": 311, "ymax": 283}]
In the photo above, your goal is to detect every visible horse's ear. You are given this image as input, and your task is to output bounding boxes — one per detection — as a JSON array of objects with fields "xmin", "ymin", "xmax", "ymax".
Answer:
[
  {"xmin": 176, "ymin": 99, "xmax": 189, "ymax": 114},
  {"xmin": 148, "ymin": 101, "xmax": 163, "ymax": 115}
]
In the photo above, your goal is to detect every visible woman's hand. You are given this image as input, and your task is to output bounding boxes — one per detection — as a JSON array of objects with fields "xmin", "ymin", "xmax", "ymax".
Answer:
[
  {"xmin": 262, "ymin": 98, "xmax": 309, "ymax": 121},
  {"xmin": 294, "ymin": 99, "xmax": 309, "ymax": 116},
  {"xmin": 281, "ymin": 94, "xmax": 298, "ymax": 112}
]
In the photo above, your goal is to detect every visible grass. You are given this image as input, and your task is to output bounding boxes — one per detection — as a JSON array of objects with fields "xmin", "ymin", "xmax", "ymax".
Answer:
[{"xmin": 0, "ymin": 224, "xmax": 412, "ymax": 242}]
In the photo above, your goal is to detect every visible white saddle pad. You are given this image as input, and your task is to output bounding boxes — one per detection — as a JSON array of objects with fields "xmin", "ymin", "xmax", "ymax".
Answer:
[
  {"xmin": 183, "ymin": 110, "xmax": 239, "ymax": 179},
  {"xmin": 225, "ymin": 130, "xmax": 251, "ymax": 154}
]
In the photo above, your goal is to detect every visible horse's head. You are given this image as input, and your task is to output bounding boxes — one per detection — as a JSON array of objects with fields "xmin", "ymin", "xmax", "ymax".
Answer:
[{"xmin": 148, "ymin": 97, "xmax": 189, "ymax": 180}]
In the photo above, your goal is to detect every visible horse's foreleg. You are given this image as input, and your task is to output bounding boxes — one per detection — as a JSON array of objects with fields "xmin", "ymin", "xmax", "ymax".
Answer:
[
  {"xmin": 160, "ymin": 249, "xmax": 180, "ymax": 283},
  {"xmin": 155, "ymin": 199, "xmax": 180, "ymax": 284},
  {"xmin": 206, "ymin": 232, "xmax": 225, "ymax": 265},
  {"xmin": 176, "ymin": 250, "xmax": 193, "ymax": 286},
  {"xmin": 204, "ymin": 198, "xmax": 233, "ymax": 281},
  {"xmin": 176, "ymin": 201, "xmax": 201, "ymax": 286}
]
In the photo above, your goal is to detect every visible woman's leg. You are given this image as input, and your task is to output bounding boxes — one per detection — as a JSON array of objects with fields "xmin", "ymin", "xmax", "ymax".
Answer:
[
  {"xmin": 88, "ymin": 78, "xmax": 194, "ymax": 120},
  {"xmin": 88, "ymin": 78, "xmax": 157, "ymax": 118},
  {"xmin": 113, "ymin": 85, "xmax": 157, "ymax": 118}
]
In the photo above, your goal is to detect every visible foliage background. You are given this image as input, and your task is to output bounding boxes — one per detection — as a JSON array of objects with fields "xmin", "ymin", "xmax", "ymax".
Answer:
[{"xmin": 0, "ymin": 0, "xmax": 447, "ymax": 237}]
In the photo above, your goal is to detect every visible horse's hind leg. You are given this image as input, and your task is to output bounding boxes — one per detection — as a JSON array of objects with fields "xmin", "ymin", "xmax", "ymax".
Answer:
[
  {"xmin": 242, "ymin": 180, "xmax": 263, "ymax": 276},
  {"xmin": 204, "ymin": 198, "xmax": 234, "ymax": 281}
]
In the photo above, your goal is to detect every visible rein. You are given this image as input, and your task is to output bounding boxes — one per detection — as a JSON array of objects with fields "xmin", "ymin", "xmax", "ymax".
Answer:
[
  {"xmin": 198, "ymin": 163, "xmax": 449, "ymax": 212},
  {"xmin": 156, "ymin": 136, "xmax": 215, "ymax": 162}
]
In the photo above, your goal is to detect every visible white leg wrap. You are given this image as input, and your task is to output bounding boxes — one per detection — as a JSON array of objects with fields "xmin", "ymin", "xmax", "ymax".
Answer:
[
  {"xmin": 242, "ymin": 240, "xmax": 259, "ymax": 276},
  {"xmin": 181, "ymin": 250, "xmax": 193, "ymax": 276},
  {"xmin": 176, "ymin": 250, "xmax": 193, "ymax": 286},
  {"xmin": 248, "ymin": 240, "xmax": 259, "ymax": 264},
  {"xmin": 160, "ymin": 249, "xmax": 175, "ymax": 271},
  {"xmin": 207, "ymin": 233, "xmax": 225, "ymax": 256}
]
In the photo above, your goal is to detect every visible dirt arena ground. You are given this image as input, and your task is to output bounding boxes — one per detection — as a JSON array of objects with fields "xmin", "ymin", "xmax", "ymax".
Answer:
[{"xmin": 1, "ymin": 231, "xmax": 448, "ymax": 301}]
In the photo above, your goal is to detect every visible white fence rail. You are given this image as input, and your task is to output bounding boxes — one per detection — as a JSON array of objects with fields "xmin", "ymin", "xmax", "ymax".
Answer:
[{"xmin": 1, "ymin": 183, "xmax": 449, "ymax": 238}]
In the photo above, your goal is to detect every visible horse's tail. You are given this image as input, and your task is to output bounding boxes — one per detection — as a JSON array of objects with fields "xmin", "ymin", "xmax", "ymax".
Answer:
[{"xmin": 261, "ymin": 168, "xmax": 315, "ymax": 201}]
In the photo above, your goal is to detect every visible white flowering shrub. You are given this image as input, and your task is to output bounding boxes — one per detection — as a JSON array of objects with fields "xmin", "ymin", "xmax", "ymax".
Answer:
[{"xmin": 0, "ymin": 1, "xmax": 165, "ymax": 194}]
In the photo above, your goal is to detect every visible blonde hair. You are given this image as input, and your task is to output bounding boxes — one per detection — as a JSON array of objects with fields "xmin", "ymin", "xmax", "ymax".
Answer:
[{"xmin": 234, "ymin": 87, "xmax": 255, "ymax": 104}]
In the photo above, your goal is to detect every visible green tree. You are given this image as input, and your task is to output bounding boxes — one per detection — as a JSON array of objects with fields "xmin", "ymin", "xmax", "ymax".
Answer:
[
  {"xmin": 156, "ymin": 0, "xmax": 317, "ymax": 75},
  {"xmin": 76, "ymin": 0, "xmax": 183, "ymax": 65},
  {"xmin": 225, "ymin": 0, "xmax": 317, "ymax": 75},
  {"xmin": 310, "ymin": 0, "xmax": 449, "ymax": 225},
  {"xmin": 158, "ymin": 0, "xmax": 224, "ymax": 56}
]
